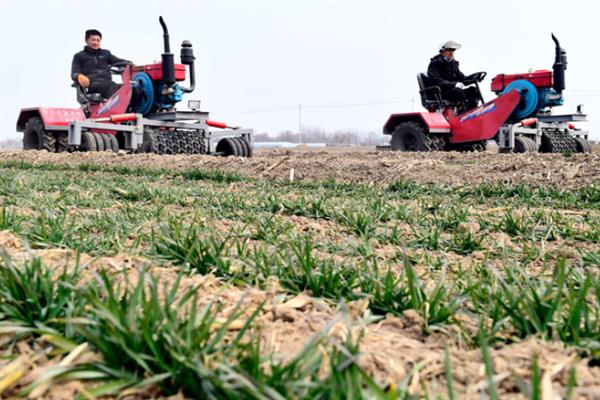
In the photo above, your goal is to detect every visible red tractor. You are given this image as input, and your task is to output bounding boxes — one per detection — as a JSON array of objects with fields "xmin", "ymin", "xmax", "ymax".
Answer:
[
  {"xmin": 383, "ymin": 35, "xmax": 591, "ymax": 153},
  {"xmin": 16, "ymin": 17, "xmax": 253, "ymax": 157}
]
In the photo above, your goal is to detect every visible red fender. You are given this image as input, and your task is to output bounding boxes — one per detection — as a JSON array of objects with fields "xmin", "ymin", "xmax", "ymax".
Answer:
[
  {"xmin": 449, "ymin": 89, "xmax": 521, "ymax": 143},
  {"xmin": 90, "ymin": 65, "xmax": 133, "ymax": 119}
]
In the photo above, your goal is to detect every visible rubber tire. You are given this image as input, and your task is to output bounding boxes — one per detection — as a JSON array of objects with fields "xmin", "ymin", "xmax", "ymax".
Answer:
[
  {"xmin": 142, "ymin": 129, "xmax": 159, "ymax": 153},
  {"xmin": 93, "ymin": 132, "xmax": 105, "ymax": 151},
  {"xmin": 475, "ymin": 142, "xmax": 487, "ymax": 152},
  {"xmin": 514, "ymin": 136, "xmax": 536, "ymax": 153},
  {"xmin": 525, "ymin": 137, "xmax": 538, "ymax": 152},
  {"xmin": 445, "ymin": 140, "xmax": 486, "ymax": 152},
  {"xmin": 232, "ymin": 137, "xmax": 245, "ymax": 157},
  {"xmin": 241, "ymin": 137, "xmax": 252, "ymax": 158},
  {"xmin": 245, "ymin": 137, "xmax": 253, "ymax": 158},
  {"xmin": 231, "ymin": 137, "xmax": 243, "ymax": 156},
  {"xmin": 574, "ymin": 137, "xmax": 592, "ymax": 153},
  {"xmin": 234, "ymin": 137, "xmax": 249, "ymax": 157},
  {"xmin": 223, "ymin": 138, "xmax": 239, "ymax": 156},
  {"xmin": 80, "ymin": 131, "xmax": 97, "ymax": 152},
  {"xmin": 22, "ymin": 117, "xmax": 55, "ymax": 151},
  {"xmin": 101, "ymin": 134, "xmax": 112, "ymax": 152},
  {"xmin": 109, "ymin": 135, "xmax": 119, "ymax": 152},
  {"xmin": 540, "ymin": 134, "xmax": 555, "ymax": 153},
  {"xmin": 390, "ymin": 121, "xmax": 434, "ymax": 152},
  {"xmin": 55, "ymin": 132, "xmax": 69, "ymax": 153}
]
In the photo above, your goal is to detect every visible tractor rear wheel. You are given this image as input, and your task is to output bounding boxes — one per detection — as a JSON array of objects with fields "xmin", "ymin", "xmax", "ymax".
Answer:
[
  {"xmin": 391, "ymin": 121, "xmax": 436, "ymax": 152},
  {"xmin": 574, "ymin": 137, "xmax": 592, "ymax": 153},
  {"xmin": 22, "ymin": 117, "xmax": 56, "ymax": 151},
  {"xmin": 513, "ymin": 136, "xmax": 537, "ymax": 153},
  {"xmin": 55, "ymin": 132, "xmax": 69, "ymax": 152},
  {"xmin": 472, "ymin": 142, "xmax": 487, "ymax": 152},
  {"xmin": 80, "ymin": 131, "xmax": 97, "ymax": 151},
  {"xmin": 445, "ymin": 140, "xmax": 486, "ymax": 152}
]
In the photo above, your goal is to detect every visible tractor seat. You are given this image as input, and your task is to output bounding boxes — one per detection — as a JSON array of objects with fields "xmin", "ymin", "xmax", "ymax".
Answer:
[
  {"xmin": 417, "ymin": 73, "xmax": 455, "ymax": 110},
  {"xmin": 85, "ymin": 93, "xmax": 104, "ymax": 102},
  {"xmin": 72, "ymin": 82, "xmax": 105, "ymax": 105}
]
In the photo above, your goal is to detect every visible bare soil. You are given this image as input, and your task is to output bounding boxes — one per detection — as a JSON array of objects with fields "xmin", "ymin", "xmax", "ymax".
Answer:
[
  {"xmin": 1, "ymin": 230, "xmax": 599, "ymax": 399},
  {"xmin": 1, "ymin": 148, "xmax": 599, "ymax": 189},
  {"xmin": 2, "ymin": 148, "xmax": 600, "ymax": 398}
]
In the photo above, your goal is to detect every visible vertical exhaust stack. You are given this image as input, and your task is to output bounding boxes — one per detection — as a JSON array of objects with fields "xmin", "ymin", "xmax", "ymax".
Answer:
[
  {"xmin": 159, "ymin": 16, "xmax": 176, "ymax": 85},
  {"xmin": 552, "ymin": 33, "xmax": 567, "ymax": 94},
  {"xmin": 180, "ymin": 40, "xmax": 196, "ymax": 93}
]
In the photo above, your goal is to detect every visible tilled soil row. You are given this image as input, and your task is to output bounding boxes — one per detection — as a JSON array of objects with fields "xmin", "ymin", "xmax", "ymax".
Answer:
[
  {"xmin": 1, "ymin": 149, "xmax": 599, "ymax": 188},
  {"xmin": 1, "ymin": 231, "xmax": 599, "ymax": 399}
]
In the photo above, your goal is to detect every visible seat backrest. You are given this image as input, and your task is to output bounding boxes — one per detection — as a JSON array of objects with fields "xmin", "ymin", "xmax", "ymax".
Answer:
[
  {"xmin": 417, "ymin": 73, "xmax": 430, "ymax": 92},
  {"xmin": 416, "ymin": 73, "xmax": 442, "ymax": 110}
]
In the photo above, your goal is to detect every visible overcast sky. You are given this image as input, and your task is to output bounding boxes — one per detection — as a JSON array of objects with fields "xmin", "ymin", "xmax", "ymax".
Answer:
[{"xmin": 2, "ymin": 0, "xmax": 600, "ymax": 141}]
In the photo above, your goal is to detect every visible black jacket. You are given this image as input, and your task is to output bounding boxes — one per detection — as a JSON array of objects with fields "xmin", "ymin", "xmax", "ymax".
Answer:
[
  {"xmin": 427, "ymin": 54, "xmax": 466, "ymax": 90},
  {"xmin": 71, "ymin": 46, "xmax": 128, "ymax": 84}
]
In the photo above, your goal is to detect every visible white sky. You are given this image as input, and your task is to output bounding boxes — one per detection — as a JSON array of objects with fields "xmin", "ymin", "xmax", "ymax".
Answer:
[{"xmin": 2, "ymin": 0, "xmax": 600, "ymax": 140}]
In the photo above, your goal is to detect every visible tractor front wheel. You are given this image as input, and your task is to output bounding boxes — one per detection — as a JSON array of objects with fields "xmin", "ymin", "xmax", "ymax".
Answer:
[
  {"xmin": 22, "ymin": 117, "xmax": 56, "ymax": 152},
  {"xmin": 391, "ymin": 121, "xmax": 436, "ymax": 152}
]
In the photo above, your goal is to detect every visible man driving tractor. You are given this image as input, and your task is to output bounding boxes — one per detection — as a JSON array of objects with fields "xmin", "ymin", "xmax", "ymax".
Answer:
[
  {"xmin": 71, "ymin": 29, "xmax": 130, "ymax": 99},
  {"xmin": 427, "ymin": 40, "xmax": 480, "ymax": 113}
]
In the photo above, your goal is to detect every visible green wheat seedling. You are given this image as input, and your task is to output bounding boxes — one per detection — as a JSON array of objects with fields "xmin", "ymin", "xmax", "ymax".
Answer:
[{"xmin": 0, "ymin": 255, "xmax": 85, "ymax": 339}]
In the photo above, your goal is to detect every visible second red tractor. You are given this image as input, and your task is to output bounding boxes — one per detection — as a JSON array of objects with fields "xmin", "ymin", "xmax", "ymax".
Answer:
[{"xmin": 383, "ymin": 35, "xmax": 591, "ymax": 153}]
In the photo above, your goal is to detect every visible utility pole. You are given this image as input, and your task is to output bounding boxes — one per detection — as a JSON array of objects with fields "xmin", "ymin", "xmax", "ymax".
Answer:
[
  {"xmin": 411, "ymin": 97, "xmax": 415, "ymax": 112},
  {"xmin": 298, "ymin": 103, "xmax": 302, "ymax": 144}
]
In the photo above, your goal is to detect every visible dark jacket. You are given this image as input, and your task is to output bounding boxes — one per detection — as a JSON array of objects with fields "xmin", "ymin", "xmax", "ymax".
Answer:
[
  {"xmin": 71, "ymin": 46, "xmax": 128, "ymax": 84},
  {"xmin": 427, "ymin": 54, "xmax": 466, "ymax": 90}
]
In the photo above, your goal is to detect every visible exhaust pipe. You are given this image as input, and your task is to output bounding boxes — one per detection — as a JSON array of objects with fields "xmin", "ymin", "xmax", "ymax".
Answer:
[
  {"xmin": 180, "ymin": 40, "xmax": 196, "ymax": 93},
  {"xmin": 159, "ymin": 16, "xmax": 176, "ymax": 85},
  {"xmin": 551, "ymin": 33, "xmax": 567, "ymax": 93}
]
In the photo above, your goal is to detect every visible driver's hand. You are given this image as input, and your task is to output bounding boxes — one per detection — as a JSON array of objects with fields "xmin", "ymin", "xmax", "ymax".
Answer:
[
  {"xmin": 455, "ymin": 82, "xmax": 465, "ymax": 89},
  {"xmin": 77, "ymin": 74, "xmax": 90, "ymax": 88}
]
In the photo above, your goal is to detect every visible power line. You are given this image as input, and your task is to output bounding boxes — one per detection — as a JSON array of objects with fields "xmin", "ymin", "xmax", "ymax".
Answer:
[{"xmin": 214, "ymin": 97, "xmax": 413, "ymax": 115}]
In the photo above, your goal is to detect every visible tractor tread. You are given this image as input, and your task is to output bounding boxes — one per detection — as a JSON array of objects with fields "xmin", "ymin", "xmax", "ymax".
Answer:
[{"xmin": 55, "ymin": 132, "xmax": 69, "ymax": 153}]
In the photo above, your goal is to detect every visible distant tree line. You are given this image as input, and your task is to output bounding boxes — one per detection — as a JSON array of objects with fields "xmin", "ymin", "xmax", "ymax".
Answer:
[
  {"xmin": 254, "ymin": 127, "xmax": 386, "ymax": 145},
  {"xmin": 1, "ymin": 128, "xmax": 388, "ymax": 150},
  {"xmin": 0, "ymin": 139, "xmax": 22, "ymax": 149}
]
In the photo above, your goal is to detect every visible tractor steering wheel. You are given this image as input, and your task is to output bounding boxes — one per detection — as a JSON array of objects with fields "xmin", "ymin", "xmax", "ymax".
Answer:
[
  {"xmin": 464, "ymin": 71, "xmax": 487, "ymax": 85},
  {"xmin": 475, "ymin": 71, "xmax": 487, "ymax": 82},
  {"xmin": 109, "ymin": 61, "xmax": 133, "ymax": 75}
]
